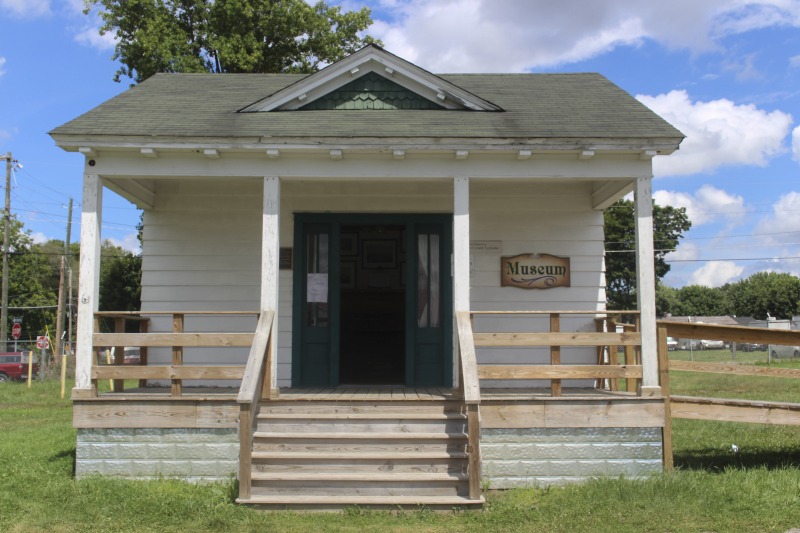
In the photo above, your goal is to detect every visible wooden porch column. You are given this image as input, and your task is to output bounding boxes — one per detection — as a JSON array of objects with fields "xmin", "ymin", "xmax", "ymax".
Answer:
[
  {"xmin": 261, "ymin": 176, "xmax": 280, "ymax": 391},
  {"xmin": 74, "ymin": 172, "xmax": 103, "ymax": 397},
  {"xmin": 634, "ymin": 176, "xmax": 661, "ymax": 396},
  {"xmin": 453, "ymin": 176, "xmax": 470, "ymax": 314}
]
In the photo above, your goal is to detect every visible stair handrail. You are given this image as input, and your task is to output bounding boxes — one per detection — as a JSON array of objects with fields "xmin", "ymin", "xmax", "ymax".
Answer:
[
  {"xmin": 236, "ymin": 309, "xmax": 275, "ymax": 501},
  {"xmin": 456, "ymin": 310, "xmax": 481, "ymax": 500},
  {"xmin": 456, "ymin": 311, "xmax": 481, "ymax": 404}
]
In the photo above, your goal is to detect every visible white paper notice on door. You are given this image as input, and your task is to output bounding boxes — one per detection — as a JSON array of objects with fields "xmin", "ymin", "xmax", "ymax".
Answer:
[{"xmin": 307, "ymin": 273, "xmax": 328, "ymax": 302}]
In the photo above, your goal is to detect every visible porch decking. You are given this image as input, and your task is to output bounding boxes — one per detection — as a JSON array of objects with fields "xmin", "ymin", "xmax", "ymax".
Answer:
[{"xmin": 86, "ymin": 386, "xmax": 636, "ymax": 401}]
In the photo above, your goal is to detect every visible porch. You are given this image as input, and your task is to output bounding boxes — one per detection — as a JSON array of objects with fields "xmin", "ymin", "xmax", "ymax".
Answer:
[{"xmin": 73, "ymin": 308, "xmax": 666, "ymax": 509}]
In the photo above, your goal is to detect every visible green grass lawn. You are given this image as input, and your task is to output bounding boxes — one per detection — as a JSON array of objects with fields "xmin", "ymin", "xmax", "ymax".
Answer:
[{"xmin": 2, "ymin": 379, "xmax": 800, "ymax": 532}]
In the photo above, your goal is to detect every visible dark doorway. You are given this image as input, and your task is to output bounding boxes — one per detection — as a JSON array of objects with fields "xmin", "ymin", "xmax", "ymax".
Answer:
[
  {"xmin": 292, "ymin": 213, "xmax": 452, "ymax": 388},
  {"xmin": 339, "ymin": 224, "xmax": 405, "ymax": 384}
]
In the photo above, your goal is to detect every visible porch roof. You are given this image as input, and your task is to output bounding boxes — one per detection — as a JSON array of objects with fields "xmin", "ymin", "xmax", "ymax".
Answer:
[{"xmin": 51, "ymin": 71, "xmax": 683, "ymax": 145}]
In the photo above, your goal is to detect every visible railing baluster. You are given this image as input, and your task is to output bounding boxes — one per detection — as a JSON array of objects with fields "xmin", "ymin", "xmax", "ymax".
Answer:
[
  {"xmin": 113, "ymin": 317, "xmax": 125, "ymax": 393},
  {"xmin": 550, "ymin": 313, "xmax": 561, "ymax": 397},
  {"xmin": 172, "ymin": 313, "xmax": 184, "ymax": 397},
  {"xmin": 92, "ymin": 316, "xmax": 101, "ymax": 396},
  {"xmin": 138, "ymin": 319, "xmax": 149, "ymax": 389}
]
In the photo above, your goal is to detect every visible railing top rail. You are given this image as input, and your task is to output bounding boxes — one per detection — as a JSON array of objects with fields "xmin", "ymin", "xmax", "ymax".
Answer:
[
  {"xmin": 95, "ymin": 310, "xmax": 259, "ymax": 317},
  {"xmin": 659, "ymin": 320, "xmax": 800, "ymax": 344},
  {"xmin": 471, "ymin": 310, "xmax": 640, "ymax": 316}
]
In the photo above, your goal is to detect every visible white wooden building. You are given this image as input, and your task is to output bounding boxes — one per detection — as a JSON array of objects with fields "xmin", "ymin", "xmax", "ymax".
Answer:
[{"xmin": 51, "ymin": 45, "xmax": 683, "ymax": 509}]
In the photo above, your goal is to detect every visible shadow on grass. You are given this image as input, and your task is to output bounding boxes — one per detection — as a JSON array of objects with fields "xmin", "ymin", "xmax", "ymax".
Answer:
[
  {"xmin": 49, "ymin": 447, "xmax": 76, "ymax": 476},
  {"xmin": 675, "ymin": 448, "xmax": 800, "ymax": 472}
]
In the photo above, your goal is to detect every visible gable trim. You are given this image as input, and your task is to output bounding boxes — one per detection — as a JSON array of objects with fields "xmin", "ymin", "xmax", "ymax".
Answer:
[{"xmin": 240, "ymin": 44, "xmax": 503, "ymax": 113}]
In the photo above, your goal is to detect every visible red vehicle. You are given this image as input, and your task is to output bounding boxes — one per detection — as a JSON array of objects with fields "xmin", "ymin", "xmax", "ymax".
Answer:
[{"xmin": 0, "ymin": 352, "xmax": 38, "ymax": 382}]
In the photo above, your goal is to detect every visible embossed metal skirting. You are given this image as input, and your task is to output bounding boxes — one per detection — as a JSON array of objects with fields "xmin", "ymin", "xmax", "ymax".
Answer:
[{"xmin": 481, "ymin": 427, "xmax": 663, "ymax": 488}]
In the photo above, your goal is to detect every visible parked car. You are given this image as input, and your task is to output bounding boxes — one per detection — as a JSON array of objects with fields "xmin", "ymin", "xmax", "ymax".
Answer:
[
  {"xmin": 0, "ymin": 352, "xmax": 39, "ymax": 382},
  {"xmin": 97, "ymin": 347, "xmax": 141, "ymax": 365},
  {"xmin": 699, "ymin": 339, "xmax": 725, "ymax": 350},
  {"xmin": 666, "ymin": 337, "xmax": 678, "ymax": 351},
  {"xmin": 770, "ymin": 344, "xmax": 800, "ymax": 359},
  {"xmin": 736, "ymin": 342, "xmax": 766, "ymax": 352}
]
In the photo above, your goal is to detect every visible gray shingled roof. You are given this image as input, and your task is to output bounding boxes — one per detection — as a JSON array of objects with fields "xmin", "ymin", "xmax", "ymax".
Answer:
[{"xmin": 51, "ymin": 72, "xmax": 683, "ymax": 141}]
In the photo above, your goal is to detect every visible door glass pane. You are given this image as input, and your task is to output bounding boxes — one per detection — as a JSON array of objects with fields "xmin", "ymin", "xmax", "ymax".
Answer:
[
  {"xmin": 416, "ymin": 231, "xmax": 441, "ymax": 329},
  {"xmin": 306, "ymin": 232, "xmax": 329, "ymax": 327},
  {"xmin": 417, "ymin": 234, "xmax": 429, "ymax": 327},
  {"xmin": 429, "ymin": 233, "xmax": 440, "ymax": 328}
]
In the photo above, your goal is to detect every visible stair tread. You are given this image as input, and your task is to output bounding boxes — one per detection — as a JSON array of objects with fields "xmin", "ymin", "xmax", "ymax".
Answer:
[
  {"xmin": 254, "ymin": 431, "xmax": 467, "ymax": 440},
  {"xmin": 238, "ymin": 494, "xmax": 484, "ymax": 506},
  {"xmin": 251, "ymin": 472, "xmax": 469, "ymax": 481},
  {"xmin": 252, "ymin": 451, "xmax": 469, "ymax": 460},
  {"xmin": 257, "ymin": 412, "xmax": 466, "ymax": 420}
]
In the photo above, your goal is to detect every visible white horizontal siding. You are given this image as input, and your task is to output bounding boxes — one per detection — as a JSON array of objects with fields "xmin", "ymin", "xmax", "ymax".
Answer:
[
  {"xmin": 139, "ymin": 178, "xmax": 607, "ymax": 389},
  {"xmin": 470, "ymin": 181, "xmax": 606, "ymax": 389}
]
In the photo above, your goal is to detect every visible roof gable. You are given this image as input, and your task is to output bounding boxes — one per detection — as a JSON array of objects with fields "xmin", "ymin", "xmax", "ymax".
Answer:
[
  {"xmin": 299, "ymin": 71, "xmax": 446, "ymax": 110},
  {"xmin": 240, "ymin": 44, "xmax": 502, "ymax": 112}
]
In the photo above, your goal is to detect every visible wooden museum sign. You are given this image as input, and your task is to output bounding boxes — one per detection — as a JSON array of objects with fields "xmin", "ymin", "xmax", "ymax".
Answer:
[{"xmin": 501, "ymin": 253, "xmax": 571, "ymax": 289}]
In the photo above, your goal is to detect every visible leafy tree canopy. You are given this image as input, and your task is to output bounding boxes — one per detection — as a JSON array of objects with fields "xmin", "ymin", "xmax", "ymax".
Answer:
[
  {"xmin": 724, "ymin": 271, "xmax": 800, "ymax": 320},
  {"xmin": 604, "ymin": 199, "xmax": 691, "ymax": 311},
  {"xmin": 85, "ymin": 0, "xmax": 379, "ymax": 83}
]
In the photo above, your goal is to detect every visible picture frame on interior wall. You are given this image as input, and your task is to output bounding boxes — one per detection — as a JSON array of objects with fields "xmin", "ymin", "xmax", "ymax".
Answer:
[
  {"xmin": 341, "ymin": 233, "xmax": 358, "ymax": 256},
  {"xmin": 341, "ymin": 262, "xmax": 356, "ymax": 289},
  {"xmin": 363, "ymin": 240, "xmax": 396, "ymax": 269}
]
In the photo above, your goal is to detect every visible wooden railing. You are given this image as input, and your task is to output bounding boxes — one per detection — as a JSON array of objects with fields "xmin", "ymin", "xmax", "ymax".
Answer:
[
  {"xmin": 470, "ymin": 310, "xmax": 642, "ymax": 396},
  {"xmin": 657, "ymin": 320, "xmax": 800, "ymax": 470},
  {"xmin": 91, "ymin": 311, "xmax": 260, "ymax": 396},
  {"xmin": 236, "ymin": 310, "xmax": 276, "ymax": 501},
  {"xmin": 455, "ymin": 311, "xmax": 481, "ymax": 500}
]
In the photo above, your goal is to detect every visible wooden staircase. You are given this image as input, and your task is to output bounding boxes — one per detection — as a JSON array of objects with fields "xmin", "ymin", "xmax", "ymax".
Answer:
[{"xmin": 236, "ymin": 400, "xmax": 484, "ymax": 510}]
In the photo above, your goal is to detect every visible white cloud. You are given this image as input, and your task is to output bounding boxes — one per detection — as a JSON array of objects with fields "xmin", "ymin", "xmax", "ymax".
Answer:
[
  {"xmin": 0, "ymin": 0, "xmax": 50, "ymax": 17},
  {"xmin": 366, "ymin": 0, "xmax": 800, "ymax": 72},
  {"xmin": 790, "ymin": 55, "xmax": 800, "ymax": 68},
  {"xmin": 0, "ymin": 56, "xmax": 5, "ymax": 77},
  {"xmin": 665, "ymin": 240, "xmax": 698, "ymax": 262},
  {"xmin": 793, "ymin": 125, "xmax": 800, "ymax": 162},
  {"xmin": 638, "ymin": 90, "xmax": 793, "ymax": 176},
  {"xmin": 29, "ymin": 232, "xmax": 48, "ymax": 245},
  {"xmin": 106, "ymin": 233, "xmax": 141, "ymax": 255},
  {"xmin": 689, "ymin": 261, "xmax": 745, "ymax": 287},
  {"xmin": 754, "ymin": 191, "xmax": 800, "ymax": 245},
  {"xmin": 74, "ymin": 25, "xmax": 117, "ymax": 50},
  {"xmin": 654, "ymin": 185, "xmax": 745, "ymax": 227}
]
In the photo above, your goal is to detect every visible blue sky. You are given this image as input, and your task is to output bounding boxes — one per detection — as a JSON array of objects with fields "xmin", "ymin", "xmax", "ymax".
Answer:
[{"xmin": 1, "ymin": 0, "xmax": 799, "ymax": 288}]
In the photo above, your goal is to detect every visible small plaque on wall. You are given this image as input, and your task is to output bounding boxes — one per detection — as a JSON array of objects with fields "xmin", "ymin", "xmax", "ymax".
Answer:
[
  {"xmin": 501, "ymin": 253, "xmax": 570, "ymax": 289},
  {"xmin": 279, "ymin": 248, "xmax": 293, "ymax": 270}
]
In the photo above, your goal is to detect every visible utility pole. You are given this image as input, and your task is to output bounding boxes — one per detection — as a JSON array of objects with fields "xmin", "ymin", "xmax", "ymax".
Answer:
[
  {"xmin": 2, "ymin": 152, "xmax": 12, "ymax": 349},
  {"xmin": 55, "ymin": 197, "xmax": 73, "ymax": 364}
]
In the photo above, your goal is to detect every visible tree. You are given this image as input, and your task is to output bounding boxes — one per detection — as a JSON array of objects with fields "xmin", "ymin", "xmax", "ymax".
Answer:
[
  {"xmin": 99, "ymin": 241, "xmax": 142, "ymax": 313},
  {"xmin": 86, "ymin": 0, "xmax": 378, "ymax": 83},
  {"xmin": 674, "ymin": 285, "xmax": 731, "ymax": 317},
  {"xmin": 604, "ymin": 199, "xmax": 691, "ymax": 311},
  {"xmin": 0, "ymin": 216, "xmax": 58, "ymax": 341},
  {"xmin": 725, "ymin": 272, "xmax": 800, "ymax": 320}
]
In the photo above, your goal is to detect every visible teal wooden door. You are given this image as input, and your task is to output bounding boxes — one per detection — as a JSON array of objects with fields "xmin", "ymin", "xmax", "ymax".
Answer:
[
  {"xmin": 292, "ymin": 215, "xmax": 451, "ymax": 388},
  {"xmin": 292, "ymin": 221, "xmax": 340, "ymax": 387},
  {"xmin": 406, "ymin": 222, "xmax": 453, "ymax": 387}
]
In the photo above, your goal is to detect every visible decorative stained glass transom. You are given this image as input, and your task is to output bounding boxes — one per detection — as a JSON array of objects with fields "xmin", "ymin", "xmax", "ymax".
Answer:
[{"xmin": 300, "ymin": 72, "xmax": 446, "ymax": 110}]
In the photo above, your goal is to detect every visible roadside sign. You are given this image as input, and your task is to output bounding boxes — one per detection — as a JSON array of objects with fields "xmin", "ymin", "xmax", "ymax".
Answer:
[
  {"xmin": 11, "ymin": 323, "xmax": 21, "ymax": 340},
  {"xmin": 11, "ymin": 317, "xmax": 22, "ymax": 324},
  {"xmin": 36, "ymin": 336, "xmax": 49, "ymax": 350}
]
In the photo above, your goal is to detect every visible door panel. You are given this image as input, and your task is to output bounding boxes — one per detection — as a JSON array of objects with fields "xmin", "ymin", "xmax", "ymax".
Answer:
[
  {"xmin": 292, "ymin": 222, "xmax": 339, "ymax": 386},
  {"xmin": 407, "ymin": 223, "xmax": 452, "ymax": 387}
]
